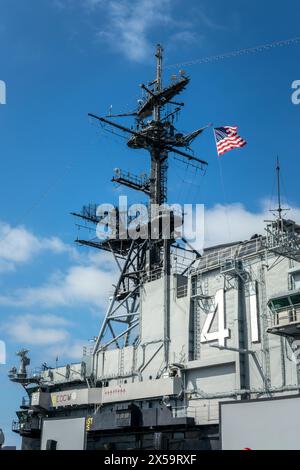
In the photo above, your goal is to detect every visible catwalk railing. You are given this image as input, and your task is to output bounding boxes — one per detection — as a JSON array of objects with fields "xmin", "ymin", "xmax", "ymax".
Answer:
[{"xmin": 192, "ymin": 237, "xmax": 265, "ymax": 274}]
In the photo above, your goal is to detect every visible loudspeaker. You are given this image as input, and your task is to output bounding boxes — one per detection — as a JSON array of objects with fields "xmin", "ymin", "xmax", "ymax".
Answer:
[{"xmin": 46, "ymin": 439, "xmax": 57, "ymax": 451}]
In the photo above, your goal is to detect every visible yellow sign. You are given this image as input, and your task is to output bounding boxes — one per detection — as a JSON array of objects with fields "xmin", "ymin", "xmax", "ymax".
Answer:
[{"xmin": 86, "ymin": 416, "xmax": 93, "ymax": 431}]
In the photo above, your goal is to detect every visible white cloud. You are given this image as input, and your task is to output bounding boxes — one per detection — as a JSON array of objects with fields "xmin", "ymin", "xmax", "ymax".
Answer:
[
  {"xmin": 2, "ymin": 314, "xmax": 70, "ymax": 346},
  {"xmin": 196, "ymin": 10, "xmax": 228, "ymax": 31},
  {"xmin": 52, "ymin": 0, "xmax": 235, "ymax": 62},
  {"xmin": 0, "ymin": 220, "xmax": 117, "ymax": 311},
  {"xmin": 0, "ymin": 264, "xmax": 116, "ymax": 310},
  {"xmin": 0, "ymin": 221, "xmax": 73, "ymax": 272},
  {"xmin": 204, "ymin": 201, "xmax": 300, "ymax": 248},
  {"xmin": 86, "ymin": 248, "xmax": 119, "ymax": 270},
  {"xmin": 95, "ymin": 0, "xmax": 174, "ymax": 62},
  {"xmin": 20, "ymin": 314, "xmax": 71, "ymax": 327},
  {"xmin": 46, "ymin": 340, "xmax": 87, "ymax": 361},
  {"xmin": 170, "ymin": 31, "xmax": 198, "ymax": 45},
  {"xmin": 54, "ymin": 0, "xmax": 200, "ymax": 62},
  {"xmin": 1, "ymin": 314, "xmax": 86, "ymax": 362}
]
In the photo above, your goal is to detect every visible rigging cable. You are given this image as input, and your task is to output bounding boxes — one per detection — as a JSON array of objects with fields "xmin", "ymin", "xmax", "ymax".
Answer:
[{"xmin": 165, "ymin": 36, "xmax": 300, "ymax": 69}]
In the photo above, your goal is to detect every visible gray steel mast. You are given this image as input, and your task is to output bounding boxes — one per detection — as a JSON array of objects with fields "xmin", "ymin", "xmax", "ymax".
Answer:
[
  {"xmin": 72, "ymin": 44, "xmax": 208, "ymax": 376},
  {"xmin": 150, "ymin": 44, "xmax": 166, "ymax": 205}
]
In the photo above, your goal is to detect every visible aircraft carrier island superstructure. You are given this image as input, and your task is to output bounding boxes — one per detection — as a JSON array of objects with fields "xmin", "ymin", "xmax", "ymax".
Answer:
[{"xmin": 9, "ymin": 45, "xmax": 300, "ymax": 450}]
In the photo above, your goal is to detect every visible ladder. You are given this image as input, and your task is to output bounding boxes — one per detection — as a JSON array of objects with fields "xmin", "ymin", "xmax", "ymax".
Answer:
[
  {"xmin": 118, "ymin": 348, "xmax": 125, "ymax": 382},
  {"xmin": 260, "ymin": 264, "xmax": 272, "ymax": 392}
]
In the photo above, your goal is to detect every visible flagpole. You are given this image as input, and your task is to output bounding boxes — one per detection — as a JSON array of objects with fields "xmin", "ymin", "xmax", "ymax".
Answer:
[{"xmin": 212, "ymin": 127, "xmax": 232, "ymax": 241}]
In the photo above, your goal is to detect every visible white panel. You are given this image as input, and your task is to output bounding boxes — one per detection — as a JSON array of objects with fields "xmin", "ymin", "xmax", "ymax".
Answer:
[
  {"xmin": 221, "ymin": 397, "xmax": 300, "ymax": 450},
  {"xmin": 249, "ymin": 281, "xmax": 260, "ymax": 343},
  {"xmin": 186, "ymin": 362, "xmax": 236, "ymax": 395},
  {"xmin": 41, "ymin": 417, "xmax": 86, "ymax": 450},
  {"xmin": 169, "ymin": 275, "xmax": 189, "ymax": 364},
  {"xmin": 102, "ymin": 377, "xmax": 181, "ymax": 403},
  {"xmin": 141, "ymin": 278, "xmax": 164, "ymax": 342},
  {"xmin": 136, "ymin": 342, "xmax": 164, "ymax": 377},
  {"xmin": 100, "ymin": 346, "xmax": 134, "ymax": 378},
  {"xmin": 188, "ymin": 399, "xmax": 220, "ymax": 425}
]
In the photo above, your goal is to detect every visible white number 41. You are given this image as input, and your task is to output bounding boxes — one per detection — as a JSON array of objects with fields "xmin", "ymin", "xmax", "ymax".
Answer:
[{"xmin": 200, "ymin": 289, "xmax": 230, "ymax": 347}]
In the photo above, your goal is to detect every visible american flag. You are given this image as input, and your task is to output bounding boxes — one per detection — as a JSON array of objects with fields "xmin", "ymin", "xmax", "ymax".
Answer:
[{"xmin": 214, "ymin": 126, "xmax": 247, "ymax": 156}]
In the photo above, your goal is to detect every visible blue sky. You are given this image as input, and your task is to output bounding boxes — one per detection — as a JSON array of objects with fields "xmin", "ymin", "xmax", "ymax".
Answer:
[{"xmin": 0, "ymin": 0, "xmax": 300, "ymax": 448}]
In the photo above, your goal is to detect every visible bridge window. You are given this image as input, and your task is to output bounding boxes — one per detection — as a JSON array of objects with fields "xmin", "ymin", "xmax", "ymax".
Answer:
[
  {"xmin": 289, "ymin": 269, "xmax": 300, "ymax": 290},
  {"xmin": 176, "ymin": 275, "xmax": 188, "ymax": 298}
]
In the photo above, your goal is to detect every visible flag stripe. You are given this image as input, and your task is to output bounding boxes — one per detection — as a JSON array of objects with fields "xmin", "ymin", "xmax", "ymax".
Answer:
[
  {"xmin": 218, "ymin": 141, "xmax": 246, "ymax": 155},
  {"xmin": 217, "ymin": 137, "xmax": 246, "ymax": 151},
  {"xmin": 217, "ymin": 135, "xmax": 245, "ymax": 146},
  {"xmin": 218, "ymin": 140, "xmax": 246, "ymax": 151},
  {"xmin": 218, "ymin": 142, "xmax": 246, "ymax": 155}
]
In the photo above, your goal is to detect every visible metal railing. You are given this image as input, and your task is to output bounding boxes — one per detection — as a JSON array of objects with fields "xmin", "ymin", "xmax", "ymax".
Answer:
[
  {"xmin": 8, "ymin": 366, "xmax": 42, "ymax": 383},
  {"xmin": 171, "ymin": 250, "xmax": 196, "ymax": 275},
  {"xmin": 192, "ymin": 237, "xmax": 264, "ymax": 274},
  {"xmin": 113, "ymin": 169, "xmax": 150, "ymax": 188},
  {"xmin": 12, "ymin": 420, "xmax": 20, "ymax": 432},
  {"xmin": 142, "ymin": 268, "xmax": 163, "ymax": 283},
  {"xmin": 12, "ymin": 419, "xmax": 41, "ymax": 434},
  {"xmin": 274, "ymin": 306, "xmax": 300, "ymax": 326},
  {"xmin": 265, "ymin": 229, "xmax": 300, "ymax": 252},
  {"xmin": 12, "ymin": 420, "xmax": 31, "ymax": 433}
]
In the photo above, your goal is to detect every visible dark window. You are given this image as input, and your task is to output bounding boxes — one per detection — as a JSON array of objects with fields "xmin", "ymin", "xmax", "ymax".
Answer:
[
  {"xmin": 290, "ymin": 294, "xmax": 300, "ymax": 306},
  {"xmin": 272, "ymin": 297, "xmax": 290, "ymax": 309}
]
